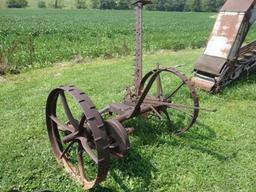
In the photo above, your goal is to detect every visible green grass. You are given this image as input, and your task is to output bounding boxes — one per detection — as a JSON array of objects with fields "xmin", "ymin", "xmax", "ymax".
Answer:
[
  {"xmin": 1, "ymin": 9, "xmax": 256, "ymax": 73},
  {"xmin": 1, "ymin": 9, "xmax": 215, "ymax": 72},
  {"xmin": 0, "ymin": 49, "xmax": 256, "ymax": 192}
]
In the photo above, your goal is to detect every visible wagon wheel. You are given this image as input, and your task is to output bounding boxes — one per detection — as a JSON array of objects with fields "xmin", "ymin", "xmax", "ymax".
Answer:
[
  {"xmin": 139, "ymin": 68, "xmax": 199, "ymax": 135},
  {"xmin": 46, "ymin": 85, "xmax": 110, "ymax": 189}
]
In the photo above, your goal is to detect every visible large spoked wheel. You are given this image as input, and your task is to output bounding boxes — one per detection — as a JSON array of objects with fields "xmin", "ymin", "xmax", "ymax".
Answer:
[
  {"xmin": 139, "ymin": 68, "xmax": 199, "ymax": 135},
  {"xmin": 46, "ymin": 85, "xmax": 110, "ymax": 189}
]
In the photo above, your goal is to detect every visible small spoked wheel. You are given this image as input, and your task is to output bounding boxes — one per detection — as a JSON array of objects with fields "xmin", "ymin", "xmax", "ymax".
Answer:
[
  {"xmin": 46, "ymin": 85, "xmax": 110, "ymax": 189},
  {"xmin": 140, "ymin": 68, "xmax": 199, "ymax": 135}
]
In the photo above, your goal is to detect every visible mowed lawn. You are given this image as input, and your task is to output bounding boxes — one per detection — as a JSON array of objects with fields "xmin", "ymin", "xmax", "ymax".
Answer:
[{"xmin": 0, "ymin": 49, "xmax": 256, "ymax": 192}]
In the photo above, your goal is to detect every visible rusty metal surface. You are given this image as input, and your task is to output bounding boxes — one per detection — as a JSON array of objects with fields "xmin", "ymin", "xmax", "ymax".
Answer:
[
  {"xmin": 192, "ymin": 77, "xmax": 215, "ymax": 92},
  {"xmin": 134, "ymin": 1, "xmax": 143, "ymax": 95},
  {"xmin": 194, "ymin": 40, "xmax": 256, "ymax": 92},
  {"xmin": 46, "ymin": 1, "xmax": 201, "ymax": 189},
  {"xmin": 195, "ymin": 55, "xmax": 227, "ymax": 76},
  {"xmin": 221, "ymin": 0, "xmax": 256, "ymax": 12},
  {"xmin": 46, "ymin": 86, "xmax": 110, "ymax": 189},
  {"xmin": 136, "ymin": 67, "xmax": 199, "ymax": 135},
  {"xmin": 105, "ymin": 119, "xmax": 130, "ymax": 158},
  {"xmin": 134, "ymin": 0, "xmax": 153, "ymax": 95},
  {"xmin": 46, "ymin": 71, "xmax": 200, "ymax": 188},
  {"xmin": 204, "ymin": 12, "xmax": 245, "ymax": 59},
  {"xmin": 236, "ymin": 40, "xmax": 256, "ymax": 75},
  {"xmin": 193, "ymin": 0, "xmax": 256, "ymax": 92}
]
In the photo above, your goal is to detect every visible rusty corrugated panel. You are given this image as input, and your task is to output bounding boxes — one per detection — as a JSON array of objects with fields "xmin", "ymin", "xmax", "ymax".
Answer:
[
  {"xmin": 204, "ymin": 12, "xmax": 245, "ymax": 59},
  {"xmin": 221, "ymin": 0, "xmax": 255, "ymax": 12},
  {"xmin": 195, "ymin": 55, "xmax": 227, "ymax": 76}
]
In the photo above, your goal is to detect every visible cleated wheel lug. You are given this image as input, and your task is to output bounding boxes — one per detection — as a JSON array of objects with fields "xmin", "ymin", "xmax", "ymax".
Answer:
[
  {"xmin": 126, "ymin": 127, "xmax": 135, "ymax": 134},
  {"xmin": 46, "ymin": 85, "xmax": 110, "ymax": 190}
]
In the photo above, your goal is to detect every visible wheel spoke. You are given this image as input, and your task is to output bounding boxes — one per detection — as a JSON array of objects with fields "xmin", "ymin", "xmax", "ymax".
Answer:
[
  {"xmin": 162, "ymin": 109, "xmax": 171, "ymax": 122},
  {"xmin": 63, "ymin": 131, "xmax": 79, "ymax": 143},
  {"xmin": 77, "ymin": 136, "xmax": 98, "ymax": 164},
  {"xmin": 50, "ymin": 115, "xmax": 74, "ymax": 132},
  {"xmin": 162, "ymin": 109, "xmax": 174, "ymax": 131},
  {"xmin": 60, "ymin": 140, "xmax": 76, "ymax": 159},
  {"xmin": 149, "ymin": 105, "xmax": 164, "ymax": 120},
  {"xmin": 165, "ymin": 82, "xmax": 185, "ymax": 100},
  {"xmin": 165, "ymin": 102, "xmax": 195, "ymax": 118},
  {"xmin": 156, "ymin": 68, "xmax": 163, "ymax": 98},
  {"xmin": 60, "ymin": 92, "xmax": 79, "ymax": 128},
  {"xmin": 166, "ymin": 105, "xmax": 194, "ymax": 118},
  {"xmin": 77, "ymin": 143, "xmax": 86, "ymax": 180},
  {"xmin": 166, "ymin": 102, "xmax": 199, "ymax": 112},
  {"xmin": 46, "ymin": 86, "xmax": 110, "ymax": 187},
  {"xmin": 144, "ymin": 99, "xmax": 197, "ymax": 113}
]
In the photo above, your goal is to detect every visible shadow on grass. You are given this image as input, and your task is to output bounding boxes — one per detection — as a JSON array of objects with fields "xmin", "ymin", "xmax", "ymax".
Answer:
[
  {"xmin": 176, "ymin": 121, "xmax": 238, "ymax": 162},
  {"xmin": 90, "ymin": 185, "xmax": 115, "ymax": 192},
  {"xmin": 90, "ymin": 149, "xmax": 155, "ymax": 192},
  {"xmin": 228, "ymin": 73, "xmax": 256, "ymax": 88},
  {"xmin": 111, "ymin": 149, "xmax": 155, "ymax": 192},
  {"xmin": 125, "ymin": 116, "xmax": 236, "ymax": 162},
  {"xmin": 91, "ymin": 115, "xmax": 237, "ymax": 191},
  {"xmin": 218, "ymin": 73, "xmax": 256, "ymax": 96}
]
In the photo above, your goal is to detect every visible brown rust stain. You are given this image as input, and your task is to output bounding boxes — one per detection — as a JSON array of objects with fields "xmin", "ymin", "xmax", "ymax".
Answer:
[
  {"xmin": 205, "ymin": 12, "xmax": 244, "ymax": 58},
  {"xmin": 217, "ymin": 13, "xmax": 242, "ymax": 56}
]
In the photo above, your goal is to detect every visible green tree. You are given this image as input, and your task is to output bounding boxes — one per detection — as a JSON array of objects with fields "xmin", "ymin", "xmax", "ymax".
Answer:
[
  {"xmin": 92, "ymin": 0, "xmax": 100, "ymax": 8},
  {"xmin": 54, "ymin": 0, "xmax": 58, "ymax": 8},
  {"xmin": 156, "ymin": 0, "xmax": 166, "ymax": 11},
  {"xmin": 194, "ymin": 0, "xmax": 201, "ymax": 11},
  {"xmin": 216, "ymin": 0, "xmax": 225, "ymax": 9},
  {"xmin": 76, "ymin": 0, "xmax": 87, "ymax": 9},
  {"xmin": 116, "ymin": 0, "xmax": 131, "ymax": 10},
  {"xmin": 146, "ymin": 0, "xmax": 157, "ymax": 10},
  {"xmin": 184, "ymin": 0, "xmax": 193, "ymax": 11},
  {"xmin": 100, "ymin": 0, "xmax": 117, "ymax": 9},
  {"xmin": 7, "ymin": 0, "xmax": 28, "ymax": 8},
  {"xmin": 167, "ymin": 0, "xmax": 185, "ymax": 11},
  {"xmin": 202, "ymin": 0, "xmax": 217, "ymax": 12},
  {"xmin": 38, "ymin": 0, "xmax": 46, "ymax": 8},
  {"xmin": 184, "ymin": 0, "xmax": 201, "ymax": 12},
  {"xmin": 53, "ymin": 0, "xmax": 64, "ymax": 8}
]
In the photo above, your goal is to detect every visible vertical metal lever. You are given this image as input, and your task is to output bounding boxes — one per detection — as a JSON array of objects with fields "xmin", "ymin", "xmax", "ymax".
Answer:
[{"xmin": 133, "ymin": 0, "xmax": 152, "ymax": 96}]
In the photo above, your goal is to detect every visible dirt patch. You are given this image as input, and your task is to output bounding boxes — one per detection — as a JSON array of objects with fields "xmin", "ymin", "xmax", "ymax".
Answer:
[
  {"xmin": 0, "ymin": 76, "xmax": 7, "ymax": 83},
  {"xmin": 0, "ymin": 62, "xmax": 9, "ymax": 75}
]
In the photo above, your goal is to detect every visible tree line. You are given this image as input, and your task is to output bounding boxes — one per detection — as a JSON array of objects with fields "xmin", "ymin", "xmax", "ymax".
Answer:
[
  {"xmin": 6, "ymin": 0, "xmax": 226, "ymax": 12},
  {"xmin": 93, "ymin": 0, "xmax": 226, "ymax": 12}
]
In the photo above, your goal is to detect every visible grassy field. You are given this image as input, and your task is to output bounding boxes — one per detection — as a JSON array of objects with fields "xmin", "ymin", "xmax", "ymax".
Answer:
[
  {"xmin": 1, "ymin": 9, "xmax": 216, "ymax": 73},
  {"xmin": 0, "ymin": 48, "xmax": 256, "ymax": 192},
  {"xmin": 0, "ymin": 9, "xmax": 215, "ymax": 72},
  {"xmin": 1, "ymin": 9, "xmax": 256, "ymax": 73}
]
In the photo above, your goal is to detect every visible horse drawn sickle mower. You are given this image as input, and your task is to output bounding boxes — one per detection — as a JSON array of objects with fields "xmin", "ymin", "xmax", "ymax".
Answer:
[{"xmin": 45, "ymin": 0, "xmax": 204, "ymax": 189}]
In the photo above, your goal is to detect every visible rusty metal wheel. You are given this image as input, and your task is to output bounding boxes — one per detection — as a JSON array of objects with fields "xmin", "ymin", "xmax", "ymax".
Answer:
[
  {"xmin": 46, "ymin": 85, "xmax": 110, "ymax": 189},
  {"xmin": 139, "ymin": 68, "xmax": 199, "ymax": 135}
]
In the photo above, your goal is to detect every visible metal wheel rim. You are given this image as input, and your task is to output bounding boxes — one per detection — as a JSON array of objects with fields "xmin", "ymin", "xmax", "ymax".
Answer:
[
  {"xmin": 139, "ymin": 68, "xmax": 199, "ymax": 135},
  {"xmin": 46, "ymin": 85, "xmax": 110, "ymax": 189}
]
